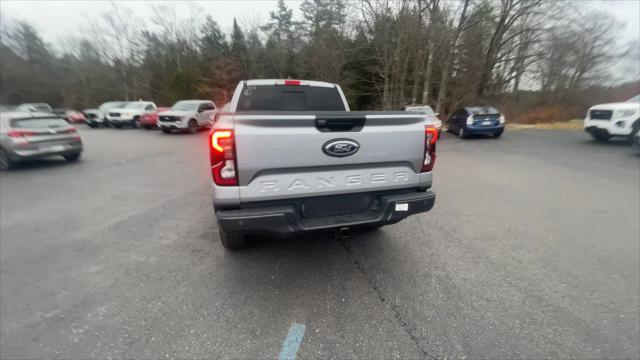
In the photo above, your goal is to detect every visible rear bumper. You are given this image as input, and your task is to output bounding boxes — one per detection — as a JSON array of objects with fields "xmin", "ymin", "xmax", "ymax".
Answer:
[
  {"xmin": 9, "ymin": 142, "xmax": 83, "ymax": 160},
  {"xmin": 215, "ymin": 190, "xmax": 435, "ymax": 236},
  {"xmin": 466, "ymin": 125, "xmax": 504, "ymax": 134}
]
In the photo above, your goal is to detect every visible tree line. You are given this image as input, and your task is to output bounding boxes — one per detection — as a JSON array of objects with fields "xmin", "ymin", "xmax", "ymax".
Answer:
[{"xmin": 0, "ymin": 0, "xmax": 633, "ymax": 119}]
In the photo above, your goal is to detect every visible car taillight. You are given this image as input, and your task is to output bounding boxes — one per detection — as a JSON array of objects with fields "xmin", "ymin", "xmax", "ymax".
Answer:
[
  {"xmin": 211, "ymin": 129, "xmax": 238, "ymax": 186},
  {"xmin": 7, "ymin": 130, "xmax": 38, "ymax": 138},
  {"xmin": 422, "ymin": 125, "xmax": 438, "ymax": 172}
]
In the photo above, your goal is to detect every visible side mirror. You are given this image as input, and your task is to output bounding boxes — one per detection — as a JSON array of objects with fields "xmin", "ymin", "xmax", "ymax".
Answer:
[{"xmin": 435, "ymin": 112, "xmax": 440, "ymax": 116}]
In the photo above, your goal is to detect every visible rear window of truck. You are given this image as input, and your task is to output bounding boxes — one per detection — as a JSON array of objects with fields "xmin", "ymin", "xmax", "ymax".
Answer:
[{"xmin": 237, "ymin": 85, "xmax": 346, "ymax": 111}]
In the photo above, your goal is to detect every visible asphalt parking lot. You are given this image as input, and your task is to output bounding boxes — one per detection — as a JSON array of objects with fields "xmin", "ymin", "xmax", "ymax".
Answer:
[{"xmin": 1, "ymin": 126, "xmax": 638, "ymax": 359}]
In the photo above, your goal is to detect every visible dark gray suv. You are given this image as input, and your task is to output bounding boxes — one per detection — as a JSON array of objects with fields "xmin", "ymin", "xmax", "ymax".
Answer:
[{"xmin": 0, "ymin": 112, "xmax": 83, "ymax": 170}]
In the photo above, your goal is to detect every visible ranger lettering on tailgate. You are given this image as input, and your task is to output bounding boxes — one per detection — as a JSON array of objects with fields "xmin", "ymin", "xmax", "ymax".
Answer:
[{"xmin": 258, "ymin": 172, "xmax": 410, "ymax": 193}]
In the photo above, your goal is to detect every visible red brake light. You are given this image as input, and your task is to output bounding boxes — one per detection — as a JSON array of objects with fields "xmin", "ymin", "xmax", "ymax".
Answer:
[
  {"xmin": 422, "ymin": 125, "xmax": 437, "ymax": 172},
  {"xmin": 284, "ymin": 79, "xmax": 301, "ymax": 86},
  {"xmin": 67, "ymin": 128, "xmax": 77, "ymax": 133},
  {"xmin": 210, "ymin": 129, "xmax": 238, "ymax": 186},
  {"xmin": 425, "ymin": 125, "xmax": 438, "ymax": 144},
  {"xmin": 7, "ymin": 130, "xmax": 38, "ymax": 137}
]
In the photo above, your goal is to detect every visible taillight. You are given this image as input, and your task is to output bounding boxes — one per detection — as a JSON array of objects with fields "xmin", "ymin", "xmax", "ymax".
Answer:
[
  {"xmin": 67, "ymin": 128, "xmax": 77, "ymax": 133},
  {"xmin": 7, "ymin": 130, "xmax": 38, "ymax": 138},
  {"xmin": 422, "ymin": 125, "xmax": 438, "ymax": 172},
  {"xmin": 210, "ymin": 129, "xmax": 238, "ymax": 186}
]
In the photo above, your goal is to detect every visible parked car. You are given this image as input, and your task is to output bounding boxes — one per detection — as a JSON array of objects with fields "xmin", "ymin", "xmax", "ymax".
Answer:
[
  {"xmin": 0, "ymin": 112, "xmax": 83, "ymax": 170},
  {"xmin": 158, "ymin": 100, "xmax": 217, "ymax": 134},
  {"xmin": 210, "ymin": 79, "xmax": 437, "ymax": 249},
  {"xmin": 83, "ymin": 101, "xmax": 128, "ymax": 128},
  {"xmin": 106, "ymin": 101, "xmax": 157, "ymax": 128},
  {"xmin": 139, "ymin": 107, "xmax": 170, "ymax": 129},
  {"xmin": 403, "ymin": 105, "xmax": 442, "ymax": 137},
  {"xmin": 53, "ymin": 109, "xmax": 86, "ymax": 124},
  {"xmin": 448, "ymin": 106, "xmax": 505, "ymax": 138},
  {"xmin": 583, "ymin": 94, "xmax": 640, "ymax": 141},
  {"xmin": 16, "ymin": 103, "xmax": 53, "ymax": 113}
]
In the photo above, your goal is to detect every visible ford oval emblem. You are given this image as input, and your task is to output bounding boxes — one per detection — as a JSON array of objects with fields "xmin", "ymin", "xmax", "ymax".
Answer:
[{"xmin": 322, "ymin": 139, "xmax": 360, "ymax": 157}]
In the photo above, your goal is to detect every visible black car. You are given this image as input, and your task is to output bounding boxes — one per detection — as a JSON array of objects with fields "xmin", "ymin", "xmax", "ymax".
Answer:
[{"xmin": 448, "ymin": 106, "xmax": 505, "ymax": 138}]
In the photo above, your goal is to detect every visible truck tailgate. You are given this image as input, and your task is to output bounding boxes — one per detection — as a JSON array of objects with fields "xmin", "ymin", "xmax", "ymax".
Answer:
[{"xmin": 233, "ymin": 111, "xmax": 428, "ymax": 202}]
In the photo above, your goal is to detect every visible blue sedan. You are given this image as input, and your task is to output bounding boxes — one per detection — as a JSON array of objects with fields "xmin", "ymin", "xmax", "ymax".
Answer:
[{"xmin": 448, "ymin": 106, "xmax": 505, "ymax": 138}]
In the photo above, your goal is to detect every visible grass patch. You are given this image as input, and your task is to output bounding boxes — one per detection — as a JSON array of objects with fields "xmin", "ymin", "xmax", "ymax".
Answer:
[{"xmin": 507, "ymin": 119, "xmax": 583, "ymax": 131}]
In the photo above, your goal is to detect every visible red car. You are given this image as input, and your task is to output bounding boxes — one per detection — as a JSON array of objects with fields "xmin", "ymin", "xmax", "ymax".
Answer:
[
  {"xmin": 139, "ymin": 107, "xmax": 169, "ymax": 129},
  {"xmin": 53, "ymin": 109, "xmax": 86, "ymax": 123}
]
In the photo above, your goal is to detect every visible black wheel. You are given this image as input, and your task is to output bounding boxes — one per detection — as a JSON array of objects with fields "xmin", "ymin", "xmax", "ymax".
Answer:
[
  {"xmin": 458, "ymin": 127, "xmax": 466, "ymax": 138},
  {"xmin": 143, "ymin": 125, "xmax": 152, "ymax": 130},
  {"xmin": 114, "ymin": 124, "xmax": 122, "ymax": 129},
  {"xmin": 590, "ymin": 132, "xmax": 610, "ymax": 141},
  {"xmin": 88, "ymin": 123, "xmax": 97, "ymax": 128},
  {"xmin": 161, "ymin": 128, "xmax": 171, "ymax": 134},
  {"xmin": 628, "ymin": 121, "xmax": 639, "ymax": 142},
  {"xmin": 132, "ymin": 117, "xmax": 141, "ymax": 128},
  {"xmin": 188, "ymin": 119, "xmax": 198, "ymax": 134},
  {"xmin": 219, "ymin": 228, "xmax": 246, "ymax": 249},
  {"xmin": 0, "ymin": 148, "xmax": 14, "ymax": 171},
  {"xmin": 63, "ymin": 152, "xmax": 81, "ymax": 162}
]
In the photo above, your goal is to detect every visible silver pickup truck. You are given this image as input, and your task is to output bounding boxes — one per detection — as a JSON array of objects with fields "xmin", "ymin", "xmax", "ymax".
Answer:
[{"xmin": 210, "ymin": 79, "xmax": 438, "ymax": 249}]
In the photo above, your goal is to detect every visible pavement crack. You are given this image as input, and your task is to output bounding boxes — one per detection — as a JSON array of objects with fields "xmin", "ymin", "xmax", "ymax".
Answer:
[{"xmin": 338, "ymin": 238, "xmax": 434, "ymax": 360}]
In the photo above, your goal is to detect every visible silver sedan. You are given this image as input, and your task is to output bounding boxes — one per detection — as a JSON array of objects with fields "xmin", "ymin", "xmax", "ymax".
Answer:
[{"xmin": 0, "ymin": 112, "xmax": 83, "ymax": 170}]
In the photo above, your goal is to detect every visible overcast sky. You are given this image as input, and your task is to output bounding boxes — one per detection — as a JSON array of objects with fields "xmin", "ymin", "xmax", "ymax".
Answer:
[
  {"xmin": 1, "ymin": 0, "xmax": 638, "ymax": 83},
  {"xmin": 1, "ymin": 0, "xmax": 638, "ymax": 43}
]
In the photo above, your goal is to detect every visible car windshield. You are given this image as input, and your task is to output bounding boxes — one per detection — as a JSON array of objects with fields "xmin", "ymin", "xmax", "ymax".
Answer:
[
  {"xmin": 124, "ymin": 102, "xmax": 148, "ymax": 109},
  {"xmin": 10, "ymin": 117, "xmax": 69, "ymax": 128},
  {"xmin": 406, "ymin": 106, "xmax": 435, "ymax": 115},
  {"xmin": 99, "ymin": 102, "xmax": 127, "ymax": 110},
  {"xmin": 626, "ymin": 95, "xmax": 640, "ymax": 103},
  {"xmin": 171, "ymin": 101, "xmax": 199, "ymax": 111}
]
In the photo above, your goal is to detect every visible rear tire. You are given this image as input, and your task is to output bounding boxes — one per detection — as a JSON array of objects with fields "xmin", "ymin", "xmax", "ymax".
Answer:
[
  {"xmin": 219, "ymin": 228, "xmax": 246, "ymax": 249},
  {"xmin": 188, "ymin": 119, "xmax": 198, "ymax": 134},
  {"xmin": 114, "ymin": 124, "xmax": 122, "ymax": 129},
  {"xmin": 132, "ymin": 117, "xmax": 141, "ymax": 128},
  {"xmin": 63, "ymin": 152, "xmax": 81, "ymax": 162},
  {"xmin": 0, "ymin": 149, "xmax": 14, "ymax": 171},
  {"xmin": 161, "ymin": 128, "xmax": 171, "ymax": 134},
  {"xmin": 143, "ymin": 125, "xmax": 152, "ymax": 130},
  {"xmin": 628, "ymin": 121, "xmax": 639, "ymax": 142}
]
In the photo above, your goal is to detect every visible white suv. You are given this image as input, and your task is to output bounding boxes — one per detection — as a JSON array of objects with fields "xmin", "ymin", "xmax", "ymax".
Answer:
[
  {"xmin": 584, "ymin": 95, "xmax": 640, "ymax": 141},
  {"xmin": 158, "ymin": 100, "xmax": 217, "ymax": 134},
  {"xmin": 106, "ymin": 101, "xmax": 157, "ymax": 128}
]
